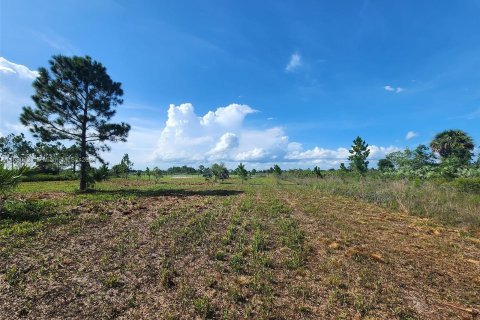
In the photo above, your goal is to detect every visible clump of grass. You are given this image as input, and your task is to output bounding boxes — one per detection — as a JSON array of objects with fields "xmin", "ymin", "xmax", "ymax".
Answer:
[
  {"xmin": 5, "ymin": 265, "xmax": 23, "ymax": 286},
  {"xmin": 193, "ymin": 296, "xmax": 214, "ymax": 319},
  {"xmin": 104, "ymin": 272, "xmax": 123, "ymax": 288},
  {"xmin": 160, "ymin": 259, "xmax": 178, "ymax": 288},
  {"xmin": 229, "ymin": 252, "xmax": 245, "ymax": 273}
]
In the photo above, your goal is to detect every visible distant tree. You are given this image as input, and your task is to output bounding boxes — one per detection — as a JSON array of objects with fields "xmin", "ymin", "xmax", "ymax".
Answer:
[
  {"xmin": 339, "ymin": 163, "xmax": 349, "ymax": 172},
  {"xmin": 12, "ymin": 133, "xmax": 34, "ymax": 167},
  {"xmin": 202, "ymin": 167, "xmax": 213, "ymax": 181},
  {"xmin": 65, "ymin": 144, "xmax": 81, "ymax": 173},
  {"xmin": 136, "ymin": 170, "xmax": 142, "ymax": 178},
  {"xmin": 119, "ymin": 153, "xmax": 133, "ymax": 179},
  {"xmin": 430, "ymin": 130, "xmax": 474, "ymax": 166},
  {"xmin": 348, "ymin": 136, "xmax": 370, "ymax": 174},
  {"xmin": 377, "ymin": 158, "xmax": 394, "ymax": 172},
  {"xmin": 0, "ymin": 134, "xmax": 14, "ymax": 168},
  {"xmin": 20, "ymin": 55, "xmax": 130, "ymax": 190},
  {"xmin": 32, "ymin": 142, "xmax": 62, "ymax": 174},
  {"xmin": 0, "ymin": 133, "xmax": 33, "ymax": 169},
  {"xmin": 250, "ymin": 168, "xmax": 257, "ymax": 176},
  {"xmin": 236, "ymin": 163, "xmax": 248, "ymax": 184},
  {"xmin": 411, "ymin": 144, "xmax": 436, "ymax": 170},
  {"xmin": 198, "ymin": 165, "xmax": 206, "ymax": 175},
  {"xmin": 313, "ymin": 165, "xmax": 322, "ymax": 178},
  {"xmin": 145, "ymin": 167, "xmax": 151, "ymax": 180},
  {"xmin": 152, "ymin": 166, "xmax": 162, "ymax": 183},
  {"xmin": 211, "ymin": 163, "xmax": 229, "ymax": 182},
  {"xmin": 273, "ymin": 164, "xmax": 282, "ymax": 176},
  {"xmin": 92, "ymin": 164, "xmax": 109, "ymax": 183}
]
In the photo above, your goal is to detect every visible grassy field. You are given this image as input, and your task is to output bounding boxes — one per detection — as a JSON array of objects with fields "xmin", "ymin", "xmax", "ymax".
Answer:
[{"xmin": 1, "ymin": 177, "xmax": 479, "ymax": 319}]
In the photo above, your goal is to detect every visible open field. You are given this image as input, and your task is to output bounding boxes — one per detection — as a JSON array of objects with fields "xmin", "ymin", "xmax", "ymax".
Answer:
[{"xmin": 1, "ymin": 177, "xmax": 479, "ymax": 319}]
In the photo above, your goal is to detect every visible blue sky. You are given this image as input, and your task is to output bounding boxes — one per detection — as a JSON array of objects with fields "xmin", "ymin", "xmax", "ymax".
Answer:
[{"xmin": 1, "ymin": 0, "xmax": 480, "ymax": 169}]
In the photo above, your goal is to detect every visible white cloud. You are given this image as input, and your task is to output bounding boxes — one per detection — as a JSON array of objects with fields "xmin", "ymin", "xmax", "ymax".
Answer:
[
  {"xmin": 285, "ymin": 53, "xmax": 302, "ymax": 72},
  {"xmin": 405, "ymin": 131, "xmax": 418, "ymax": 140},
  {"xmin": 151, "ymin": 102, "xmax": 400, "ymax": 168},
  {"xmin": 0, "ymin": 57, "xmax": 39, "ymax": 137},
  {"xmin": 0, "ymin": 57, "xmax": 38, "ymax": 79},
  {"xmin": 153, "ymin": 103, "xmax": 284, "ymax": 163},
  {"xmin": 208, "ymin": 132, "xmax": 239, "ymax": 158},
  {"xmin": 384, "ymin": 85, "xmax": 404, "ymax": 93}
]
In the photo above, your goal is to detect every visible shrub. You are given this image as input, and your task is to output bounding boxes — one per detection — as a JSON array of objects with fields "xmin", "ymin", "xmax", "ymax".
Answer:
[
  {"xmin": 450, "ymin": 178, "xmax": 480, "ymax": 194},
  {"xmin": 0, "ymin": 164, "xmax": 26, "ymax": 214}
]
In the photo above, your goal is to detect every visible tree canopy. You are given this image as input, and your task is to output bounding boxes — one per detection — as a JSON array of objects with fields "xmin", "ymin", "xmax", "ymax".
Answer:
[{"xmin": 430, "ymin": 129, "xmax": 474, "ymax": 165}]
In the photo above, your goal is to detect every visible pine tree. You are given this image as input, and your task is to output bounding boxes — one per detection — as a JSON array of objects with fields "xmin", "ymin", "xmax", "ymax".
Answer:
[
  {"xmin": 348, "ymin": 136, "xmax": 370, "ymax": 174},
  {"xmin": 20, "ymin": 55, "xmax": 130, "ymax": 190},
  {"xmin": 236, "ymin": 163, "xmax": 248, "ymax": 184}
]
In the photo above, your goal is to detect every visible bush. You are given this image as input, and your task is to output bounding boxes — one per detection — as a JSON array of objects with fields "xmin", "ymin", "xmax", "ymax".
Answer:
[
  {"xmin": 1, "ymin": 164, "xmax": 26, "ymax": 215},
  {"xmin": 450, "ymin": 178, "xmax": 480, "ymax": 194},
  {"xmin": 21, "ymin": 172, "xmax": 77, "ymax": 182}
]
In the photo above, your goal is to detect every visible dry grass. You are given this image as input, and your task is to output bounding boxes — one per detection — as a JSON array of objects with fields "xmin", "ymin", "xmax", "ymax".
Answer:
[
  {"xmin": 0, "ymin": 177, "xmax": 478, "ymax": 319},
  {"xmin": 287, "ymin": 175, "xmax": 480, "ymax": 230}
]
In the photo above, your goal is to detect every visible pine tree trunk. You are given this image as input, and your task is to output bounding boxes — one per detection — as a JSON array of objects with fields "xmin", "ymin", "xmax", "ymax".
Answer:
[{"xmin": 79, "ymin": 143, "xmax": 87, "ymax": 191}]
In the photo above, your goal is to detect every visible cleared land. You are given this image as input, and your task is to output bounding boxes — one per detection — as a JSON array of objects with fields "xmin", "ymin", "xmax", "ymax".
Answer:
[{"xmin": 1, "ymin": 177, "xmax": 479, "ymax": 319}]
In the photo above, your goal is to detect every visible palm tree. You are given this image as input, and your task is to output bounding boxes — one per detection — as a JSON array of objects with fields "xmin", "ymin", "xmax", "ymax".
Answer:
[{"xmin": 430, "ymin": 130, "xmax": 474, "ymax": 165}]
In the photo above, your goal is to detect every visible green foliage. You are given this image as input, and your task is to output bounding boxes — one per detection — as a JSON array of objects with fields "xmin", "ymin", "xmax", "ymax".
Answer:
[
  {"xmin": 430, "ymin": 129, "xmax": 474, "ymax": 165},
  {"xmin": 145, "ymin": 167, "xmax": 151, "ymax": 179},
  {"xmin": 0, "ymin": 164, "xmax": 26, "ymax": 214},
  {"xmin": 21, "ymin": 172, "xmax": 77, "ymax": 182},
  {"xmin": 236, "ymin": 163, "xmax": 248, "ymax": 183},
  {"xmin": 93, "ymin": 165, "xmax": 110, "ymax": 182},
  {"xmin": 377, "ymin": 159, "xmax": 394, "ymax": 172},
  {"xmin": 348, "ymin": 136, "xmax": 370, "ymax": 174},
  {"xmin": 0, "ymin": 133, "xmax": 34, "ymax": 168},
  {"xmin": 152, "ymin": 166, "xmax": 163, "ymax": 183},
  {"xmin": 120, "ymin": 153, "xmax": 133, "ymax": 179},
  {"xmin": 273, "ymin": 164, "xmax": 282, "ymax": 176},
  {"xmin": 19, "ymin": 55, "xmax": 130, "ymax": 191},
  {"xmin": 450, "ymin": 177, "xmax": 480, "ymax": 194},
  {"xmin": 313, "ymin": 166, "xmax": 322, "ymax": 178},
  {"xmin": 166, "ymin": 165, "xmax": 197, "ymax": 175},
  {"xmin": 211, "ymin": 163, "xmax": 229, "ymax": 182}
]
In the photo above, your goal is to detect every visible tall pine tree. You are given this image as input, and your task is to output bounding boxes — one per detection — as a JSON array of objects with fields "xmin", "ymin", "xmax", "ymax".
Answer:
[
  {"xmin": 20, "ymin": 55, "xmax": 130, "ymax": 190},
  {"xmin": 348, "ymin": 136, "xmax": 370, "ymax": 174}
]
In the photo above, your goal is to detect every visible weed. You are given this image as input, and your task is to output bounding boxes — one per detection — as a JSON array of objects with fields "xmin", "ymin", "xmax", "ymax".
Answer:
[{"xmin": 193, "ymin": 297, "xmax": 214, "ymax": 319}]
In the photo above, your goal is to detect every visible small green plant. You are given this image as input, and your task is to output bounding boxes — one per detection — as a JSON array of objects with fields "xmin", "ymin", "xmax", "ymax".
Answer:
[
  {"xmin": 193, "ymin": 297, "xmax": 214, "ymax": 319},
  {"xmin": 104, "ymin": 273, "xmax": 123, "ymax": 288},
  {"xmin": 230, "ymin": 252, "xmax": 244, "ymax": 273},
  {"xmin": 0, "ymin": 164, "xmax": 26, "ymax": 215},
  {"xmin": 160, "ymin": 259, "xmax": 177, "ymax": 288},
  {"xmin": 5, "ymin": 265, "xmax": 23, "ymax": 286}
]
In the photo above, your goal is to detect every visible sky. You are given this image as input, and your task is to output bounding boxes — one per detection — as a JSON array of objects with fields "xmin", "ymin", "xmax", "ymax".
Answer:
[{"xmin": 1, "ymin": 0, "xmax": 480, "ymax": 169}]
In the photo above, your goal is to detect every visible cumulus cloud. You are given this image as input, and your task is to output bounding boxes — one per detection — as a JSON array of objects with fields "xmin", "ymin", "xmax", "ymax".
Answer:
[
  {"xmin": 153, "ymin": 103, "xmax": 272, "ymax": 162},
  {"xmin": 405, "ymin": 131, "xmax": 418, "ymax": 140},
  {"xmin": 0, "ymin": 57, "xmax": 39, "ymax": 136},
  {"xmin": 285, "ymin": 53, "xmax": 302, "ymax": 72},
  {"xmin": 384, "ymin": 85, "xmax": 404, "ymax": 93},
  {"xmin": 152, "ymin": 103, "xmax": 400, "ymax": 168}
]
